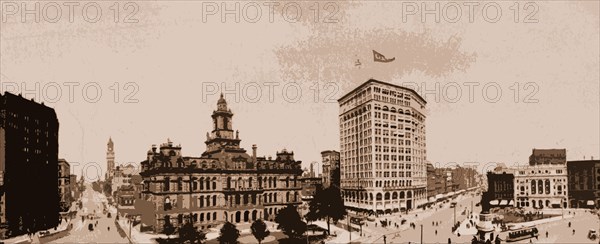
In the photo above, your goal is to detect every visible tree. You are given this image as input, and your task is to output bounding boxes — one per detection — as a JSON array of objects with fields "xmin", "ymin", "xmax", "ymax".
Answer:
[
  {"xmin": 218, "ymin": 221, "xmax": 240, "ymax": 244},
  {"xmin": 178, "ymin": 222, "xmax": 206, "ymax": 244},
  {"xmin": 275, "ymin": 204, "xmax": 307, "ymax": 240},
  {"xmin": 251, "ymin": 219, "xmax": 270, "ymax": 244},
  {"xmin": 163, "ymin": 217, "xmax": 176, "ymax": 239},
  {"xmin": 305, "ymin": 186, "xmax": 347, "ymax": 235}
]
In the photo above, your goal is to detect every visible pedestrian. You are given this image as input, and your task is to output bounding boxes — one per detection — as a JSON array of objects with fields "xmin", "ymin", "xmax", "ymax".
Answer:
[
  {"xmin": 546, "ymin": 231, "xmax": 548, "ymax": 238},
  {"xmin": 448, "ymin": 238, "xmax": 452, "ymax": 244},
  {"xmin": 108, "ymin": 226, "xmax": 110, "ymax": 231},
  {"xmin": 435, "ymin": 230, "xmax": 438, "ymax": 235},
  {"xmin": 573, "ymin": 229, "xmax": 575, "ymax": 235}
]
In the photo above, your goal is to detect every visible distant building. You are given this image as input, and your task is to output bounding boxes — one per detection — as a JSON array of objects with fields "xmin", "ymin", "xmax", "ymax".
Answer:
[
  {"xmin": 514, "ymin": 165, "xmax": 568, "ymax": 208},
  {"xmin": 300, "ymin": 165, "xmax": 323, "ymax": 202},
  {"xmin": 69, "ymin": 174, "xmax": 82, "ymax": 200},
  {"xmin": 529, "ymin": 149, "xmax": 566, "ymax": 166},
  {"xmin": 426, "ymin": 163, "xmax": 436, "ymax": 201},
  {"xmin": 106, "ymin": 138, "xmax": 115, "ymax": 181},
  {"xmin": 111, "ymin": 164, "xmax": 136, "ymax": 197},
  {"xmin": 139, "ymin": 95, "xmax": 303, "ymax": 233},
  {"xmin": 321, "ymin": 150, "xmax": 340, "ymax": 188},
  {"xmin": 0, "ymin": 92, "xmax": 60, "ymax": 238},
  {"xmin": 116, "ymin": 184, "xmax": 136, "ymax": 217},
  {"xmin": 567, "ymin": 160, "xmax": 600, "ymax": 208},
  {"xmin": 339, "ymin": 79, "xmax": 428, "ymax": 215},
  {"xmin": 58, "ymin": 159, "xmax": 71, "ymax": 212},
  {"xmin": 486, "ymin": 172, "xmax": 514, "ymax": 207}
]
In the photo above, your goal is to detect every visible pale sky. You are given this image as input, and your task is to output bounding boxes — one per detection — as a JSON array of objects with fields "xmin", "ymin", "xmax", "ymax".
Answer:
[{"xmin": 1, "ymin": 1, "xmax": 598, "ymax": 180}]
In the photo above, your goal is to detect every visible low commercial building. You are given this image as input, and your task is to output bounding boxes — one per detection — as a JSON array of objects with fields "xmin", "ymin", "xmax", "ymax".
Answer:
[
  {"xmin": 514, "ymin": 165, "xmax": 568, "ymax": 208},
  {"xmin": 567, "ymin": 159, "xmax": 600, "ymax": 208}
]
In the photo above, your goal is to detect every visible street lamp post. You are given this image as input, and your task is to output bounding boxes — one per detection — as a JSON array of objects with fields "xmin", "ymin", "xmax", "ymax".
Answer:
[
  {"xmin": 348, "ymin": 216, "xmax": 351, "ymax": 243},
  {"xmin": 454, "ymin": 205, "xmax": 456, "ymax": 226}
]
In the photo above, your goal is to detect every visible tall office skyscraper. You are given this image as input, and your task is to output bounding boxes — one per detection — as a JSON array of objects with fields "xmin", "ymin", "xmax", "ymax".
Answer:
[{"xmin": 338, "ymin": 79, "xmax": 427, "ymax": 214}]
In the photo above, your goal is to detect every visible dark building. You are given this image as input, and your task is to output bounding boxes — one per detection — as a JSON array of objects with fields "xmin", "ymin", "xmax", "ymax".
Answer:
[
  {"xmin": 486, "ymin": 172, "xmax": 514, "ymax": 207},
  {"xmin": 0, "ymin": 92, "xmax": 60, "ymax": 238},
  {"xmin": 426, "ymin": 163, "xmax": 436, "ymax": 199},
  {"xmin": 452, "ymin": 166, "xmax": 478, "ymax": 191},
  {"xmin": 529, "ymin": 149, "xmax": 566, "ymax": 166},
  {"xmin": 567, "ymin": 160, "xmax": 600, "ymax": 208}
]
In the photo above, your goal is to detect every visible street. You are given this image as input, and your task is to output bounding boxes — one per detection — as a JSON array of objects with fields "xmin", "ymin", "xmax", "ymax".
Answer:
[
  {"xmin": 50, "ymin": 186, "xmax": 128, "ymax": 243},
  {"xmin": 351, "ymin": 193, "xmax": 481, "ymax": 243}
]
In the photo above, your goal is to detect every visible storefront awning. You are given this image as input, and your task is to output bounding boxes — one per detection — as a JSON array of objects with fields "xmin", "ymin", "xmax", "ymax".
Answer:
[
  {"xmin": 588, "ymin": 200, "xmax": 595, "ymax": 206},
  {"xmin": 490, "ymin": 200, "xmax": 499, "ymax": 205},
  {"xmin": 499, "ymin": 200, "xmax": 508, "ymax": 206}
]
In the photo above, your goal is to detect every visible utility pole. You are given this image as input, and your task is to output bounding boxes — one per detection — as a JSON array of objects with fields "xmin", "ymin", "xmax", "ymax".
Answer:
[{"xmin": 420, "ymin": 224, "xmax": 423, "ymax": 244}]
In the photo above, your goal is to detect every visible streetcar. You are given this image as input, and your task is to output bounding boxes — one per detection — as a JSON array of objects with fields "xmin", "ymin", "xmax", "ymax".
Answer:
[{"xmin": 506, "ymin": 226, "xmax": 539, "ymax": 242}]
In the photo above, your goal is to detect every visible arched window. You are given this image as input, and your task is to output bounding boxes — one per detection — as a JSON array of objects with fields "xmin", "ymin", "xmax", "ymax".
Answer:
[
  {"xmin": 227, "ymin": 177, "xmax": 231, "ymax": 189},
  {"xmin": 545, "ymin": 179, "xmax": 550, "ymax": 194},
  {"xmin": 249, "ymin": 177, "xmax": 253, "ymax": 188},
  {"xmin": 177, "ymin": 177, "xmax": 183, "ymax": 191},
  {"xmin": 376, "ymin": 193, "xmax": 382, "ymax": 201},
  {"xmin": 199, "ymin": 196, "xmax": 204, "ymax": 207},
  {"xmin": 206, "ymin": 178, "xmax": 211, "ymax": 190},
  {"xmin": 384, "ymin": 192, "xmax": 390, "ymax": 200},
  {"xmin": 531, "ymin": 180, "xmax": 536, "ymax": 194},
  {"xmin": 199, "ymin": 177, "xmax": 205, "ymax": 190},
  {"xmin": 213, "ymin": 195, "xmax": 217, "ymax": 206},
  {"xmin": 538, "ymin": 180, "xmax": 543, "ymax": 194}
]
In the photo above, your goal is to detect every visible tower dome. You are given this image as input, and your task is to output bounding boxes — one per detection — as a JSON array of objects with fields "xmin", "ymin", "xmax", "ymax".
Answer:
[{"xmin": 217, "ymin": 93, "xmax": 227, "ymax": 111}]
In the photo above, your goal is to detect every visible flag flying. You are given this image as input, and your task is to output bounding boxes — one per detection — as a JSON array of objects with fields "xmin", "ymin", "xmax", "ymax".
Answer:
[{"xmin": 373, "ymin": 50, "xmax": 395, "ymax": 63}]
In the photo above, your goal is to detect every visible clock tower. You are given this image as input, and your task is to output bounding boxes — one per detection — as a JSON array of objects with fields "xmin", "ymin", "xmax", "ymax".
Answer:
[
  {"xmin": 203, "ymin": 94, "xmax": 246, "ymax": 156},
  {"xmin": 106, "ymin": 137, "xmax": 115, "ymax": 180}
]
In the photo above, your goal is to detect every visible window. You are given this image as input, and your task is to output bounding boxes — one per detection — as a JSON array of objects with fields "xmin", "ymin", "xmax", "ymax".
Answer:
[{"xmin": 164, "ymin": 178, "xmax": 170, "ymax": 192}]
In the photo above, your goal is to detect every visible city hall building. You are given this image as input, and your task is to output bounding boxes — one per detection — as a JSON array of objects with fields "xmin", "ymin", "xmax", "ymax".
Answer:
[
  {"xmin": 139, "ymin": 95, "xmax": 303, "ymax": 232},
  {"xmin": 338, "ymin": 79, "xmax": 428, "ymax": 215}
]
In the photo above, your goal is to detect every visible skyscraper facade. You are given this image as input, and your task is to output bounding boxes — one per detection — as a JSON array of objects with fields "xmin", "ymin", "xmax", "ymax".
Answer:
[
  {"xmin": 0, "ymin": 92, "xmax": 60, "ymax": 238},
  {"xmin": 338, "ymin": 79, "xmax": 427, "ymax": 214}
]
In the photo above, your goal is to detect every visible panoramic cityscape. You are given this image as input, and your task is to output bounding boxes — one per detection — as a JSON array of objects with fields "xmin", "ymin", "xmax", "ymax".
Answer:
[
  {"xmin": 1, "ymin": 77, "xmax": 599, "ymax": 243},
  {"xmin": 1, "ymin": 1, "xmax": 599, "ymax": 243}
]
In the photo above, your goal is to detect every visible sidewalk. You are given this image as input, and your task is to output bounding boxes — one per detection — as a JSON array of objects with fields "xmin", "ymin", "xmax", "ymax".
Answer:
[
  {"xmin": 2, "ymin": 220, "xmax": 71, "ymax": 244},
  {"xmin": 116, "ymin": 218, "xmax": 168, "ymax": 243}
]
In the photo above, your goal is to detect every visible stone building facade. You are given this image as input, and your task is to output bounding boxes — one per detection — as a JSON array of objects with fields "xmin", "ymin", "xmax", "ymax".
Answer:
[{"xmin": 139, "ymin": 95, "xmax": 303, "ymax": 232}]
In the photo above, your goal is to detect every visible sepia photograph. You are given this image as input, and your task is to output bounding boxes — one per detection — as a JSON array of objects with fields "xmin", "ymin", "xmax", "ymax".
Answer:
[{"xmin": 0, "ymin": 0, "xmax": 599, "ymax": 243}]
